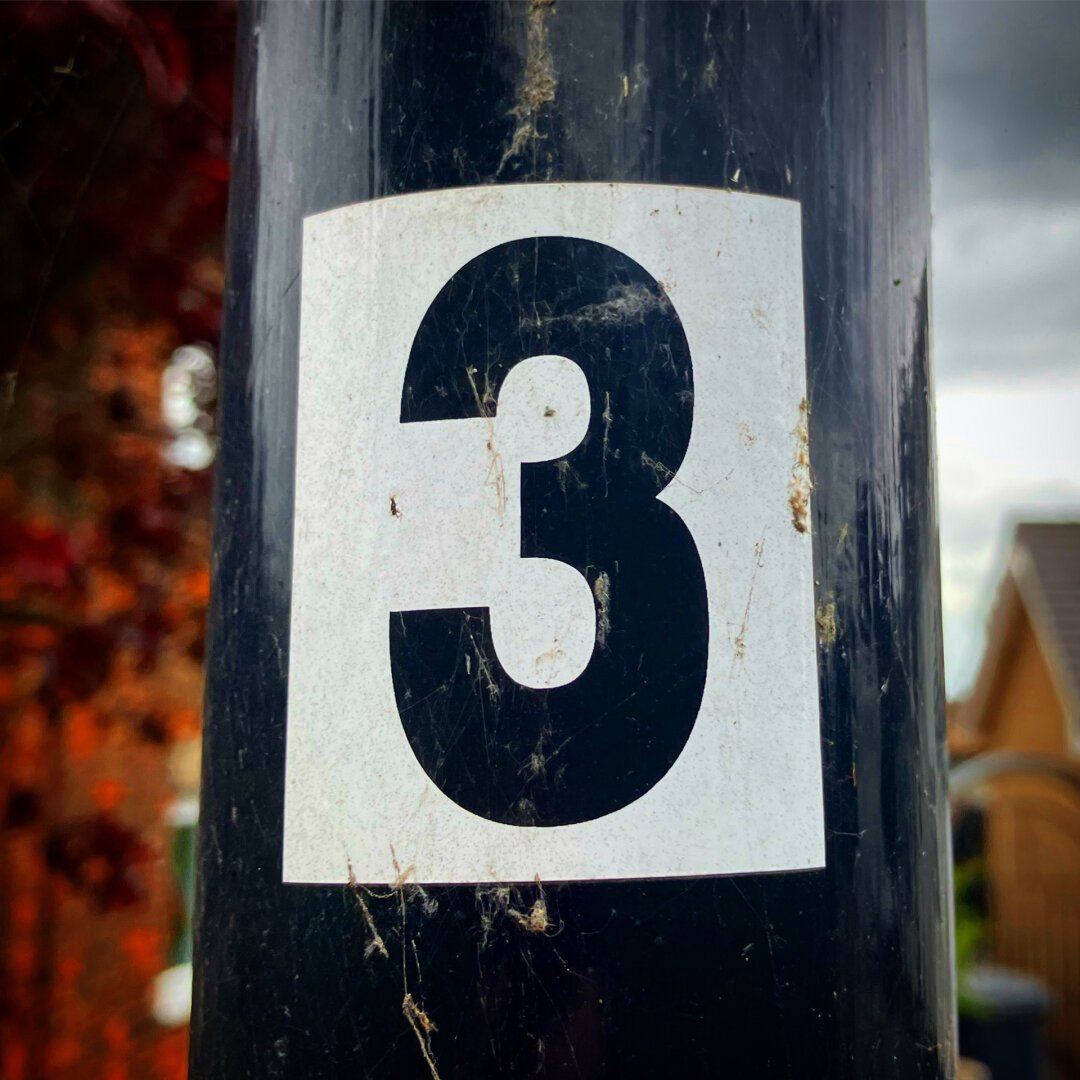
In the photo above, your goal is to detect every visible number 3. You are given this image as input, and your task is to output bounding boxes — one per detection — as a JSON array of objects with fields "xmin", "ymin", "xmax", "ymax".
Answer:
[{"xmin": 390, "ymin": 237, "xmax": 708, "ymax": 827}]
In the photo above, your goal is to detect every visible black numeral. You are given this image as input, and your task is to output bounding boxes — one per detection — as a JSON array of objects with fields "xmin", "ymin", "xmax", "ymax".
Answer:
[{"xmin": 390, "ymin": 237, "xmax": 708, "ymax": 827}]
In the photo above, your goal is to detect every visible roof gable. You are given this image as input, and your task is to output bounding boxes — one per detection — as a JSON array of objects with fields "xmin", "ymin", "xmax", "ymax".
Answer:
[
  {"xmin": 957, "ymin": 523, "xmax": 1080, "ymax": 745},
  {"xmin": 1014, "ymin": 523, "xmax": 1080, "ymax": 723}
]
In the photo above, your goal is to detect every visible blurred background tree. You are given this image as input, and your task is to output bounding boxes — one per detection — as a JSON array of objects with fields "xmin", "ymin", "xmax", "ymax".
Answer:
[{"xmin": 0, "ymin": 3, "xmax": 234, "ymax": 1077}]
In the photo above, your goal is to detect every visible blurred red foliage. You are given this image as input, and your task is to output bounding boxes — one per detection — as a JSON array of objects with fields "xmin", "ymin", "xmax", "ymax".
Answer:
[
  {"xmin": 0, "ymin": 3, "xmax": 235, "ymax": 1078},
  {"xmin": 1, "ymin": 0, "xmax": 234, "ymax": 376}
]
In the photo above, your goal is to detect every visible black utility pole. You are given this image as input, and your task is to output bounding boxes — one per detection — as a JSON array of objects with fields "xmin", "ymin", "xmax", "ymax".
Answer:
[{"xmin": 193, "ymin": 4, "xmax": 955, "ymax": 1077}]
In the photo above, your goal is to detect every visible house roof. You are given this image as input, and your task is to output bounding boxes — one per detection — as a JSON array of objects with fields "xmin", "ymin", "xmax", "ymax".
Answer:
[
  {"xmin": 1013, "ymin": 522, "xmax": 1080, "ymax": 717},
  {"xmin": 958, "ymin": 522, "xmax": 1080, "ymax": 739}
]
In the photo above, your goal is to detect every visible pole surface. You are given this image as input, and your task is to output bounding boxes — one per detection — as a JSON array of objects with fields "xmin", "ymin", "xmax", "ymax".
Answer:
[{"xmin": 193, "ymin": 3, "xmax": 955, "ymax": 1076}]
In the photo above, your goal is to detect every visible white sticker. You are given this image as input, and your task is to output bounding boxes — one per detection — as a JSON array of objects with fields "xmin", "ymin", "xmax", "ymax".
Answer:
[{"xmin": 284, "ymin": 183, "xmax": 824, "ymax": 885}]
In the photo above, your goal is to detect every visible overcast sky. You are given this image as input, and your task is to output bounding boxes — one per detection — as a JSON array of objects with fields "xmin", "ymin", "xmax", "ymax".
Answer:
[{"xmin": 928, "ymin": 0, "xmax": 1080, "ymax": 696}]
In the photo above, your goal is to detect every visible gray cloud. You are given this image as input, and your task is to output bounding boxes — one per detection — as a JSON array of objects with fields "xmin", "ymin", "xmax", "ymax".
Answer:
[
  {"xmin": 932, "ymin": 197, "xmax": 1080, "ymax": 380},
  {"xmin": 929, "ymin": 0, "xmax": 1080, "ymax": 384},
  {"xmin": 929, "ymin": 0, "xmax": 1080, "ymax": 208}
]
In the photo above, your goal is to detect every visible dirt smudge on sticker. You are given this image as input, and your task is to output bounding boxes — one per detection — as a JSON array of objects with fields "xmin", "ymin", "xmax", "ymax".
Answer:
[{"xmin": 788, "ymin": 396, "xmax": 812, "ymax": 534}]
